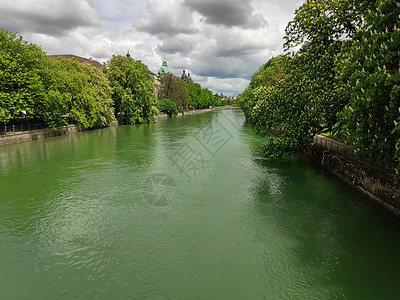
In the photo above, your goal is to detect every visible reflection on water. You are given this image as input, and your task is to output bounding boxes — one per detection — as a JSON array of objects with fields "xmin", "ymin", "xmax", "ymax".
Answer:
[{"xmin": 1, "ymin": 110, "xmax": 400, "ymax": 299}]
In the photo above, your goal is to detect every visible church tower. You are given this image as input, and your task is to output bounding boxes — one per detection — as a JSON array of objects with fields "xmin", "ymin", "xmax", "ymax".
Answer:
[{"xmin": 158, "ymin": 58, "xmax": 172, "ymax": 76}]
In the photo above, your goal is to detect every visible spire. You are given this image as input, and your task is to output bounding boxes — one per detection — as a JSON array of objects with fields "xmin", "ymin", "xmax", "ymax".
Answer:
[
  {"xmin": 181, "ymin": 70, "xmax": 192, "ymax": 83},
  {"xmin": 158, "ymin": 57, "xmax": 172, "ymax": 76}
]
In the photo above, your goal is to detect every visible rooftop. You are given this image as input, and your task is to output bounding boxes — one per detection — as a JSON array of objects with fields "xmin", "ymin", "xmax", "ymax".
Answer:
[{"xmin": 48, "ymin": 54, "xmax": 103, "ymax": 69}]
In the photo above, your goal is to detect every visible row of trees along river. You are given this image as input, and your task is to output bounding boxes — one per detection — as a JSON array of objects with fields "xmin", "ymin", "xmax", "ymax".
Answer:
[
  {"xmin": 0, "ymin": 28, "xmax": 229, "ymax": 130},
  {"xmin": 237, "ymin": 0, "xmax": 400, "ymax": 185}
]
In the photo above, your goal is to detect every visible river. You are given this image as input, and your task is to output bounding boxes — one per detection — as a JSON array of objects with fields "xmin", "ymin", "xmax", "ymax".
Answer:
[{"xmin": 1, "ymin": 109, "xmax": 400, "ymax": 299}]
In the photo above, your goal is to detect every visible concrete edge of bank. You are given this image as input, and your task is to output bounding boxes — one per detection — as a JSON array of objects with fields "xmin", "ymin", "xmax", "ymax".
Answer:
[
  {"xmin": 0, "ymin": 124, "xmax": 87, "ymax": 146},
  {"xmin": 306, "ymin": 143, "xmax": 400, "ymax": 217}
]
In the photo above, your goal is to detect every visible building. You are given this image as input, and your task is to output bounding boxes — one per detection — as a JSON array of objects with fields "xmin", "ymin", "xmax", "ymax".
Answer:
[
  {"xmin": 48, "ymin": 54, "xmax": 103, "ymax": 69},
  {"xmin": 158, "ymin": 58, "xmax": 172, "ymax": 76},
  {"xmin": 180, "ymin": 70, "xmax": 192, "ymax": 83},
  {"xmin": 220, "ymin": 93, "xmax": 233, "ymax": 104}
]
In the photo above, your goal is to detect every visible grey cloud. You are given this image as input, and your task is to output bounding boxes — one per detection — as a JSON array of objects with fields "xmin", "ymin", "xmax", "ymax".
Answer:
[
  {"xmin": 184, "ymin": 55, "xmax": 260, "ymax": 80},
  {"xmin": 134, "ymin": 18, "xmax": 197, "ymax": 36},
  {"xmin": 183, "ymin": 0, "xmax": 267, "ymax": 29},
  {"xmin": 157, "ymin": 34, "xmax": 198, "ymax": 55},
  {"xmin": 0, "ymin": 0, "xmax": 101, "ymax": 36},
  {"xmin": 134, "ymin": 2, "xmax": 197, "ymax": 36}
]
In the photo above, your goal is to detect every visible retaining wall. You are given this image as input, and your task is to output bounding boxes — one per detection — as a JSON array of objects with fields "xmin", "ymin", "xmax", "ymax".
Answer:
[
  {"xmin": 0, "ymin": 124, "xmax": 84, "ymax": 146},
  {"xmin": 307, "ymin": 143, "xmax": 400, "ymax": 217}
]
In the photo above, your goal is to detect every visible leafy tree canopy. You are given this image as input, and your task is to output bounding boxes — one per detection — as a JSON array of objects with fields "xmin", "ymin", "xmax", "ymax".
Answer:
[
  {"xmin": 104, "ymin": 55, "xmax": 157, "ymax": 124},
  {"xmin": 239, "ymin": 0, "xmax": 400, "ymax": 182},
  {"xmin": 157, "ymin": 98, "xmax": 178, "ymax": 117},
  {"xmin": 0, "ymin": 28, "xmax": 46, "ymax": 123}
]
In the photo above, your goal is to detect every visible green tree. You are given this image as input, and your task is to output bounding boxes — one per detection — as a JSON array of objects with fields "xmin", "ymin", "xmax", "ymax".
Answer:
[
  {"xmin": 251, "ymin": 0, "xmax": 366, "ymax": 156},
  {"xmin": 0, "ymin": 29, "xmax": 46, "ymax": 123},
  {"xmin": 335, "ymin": 0, "xmax": 400, "ymax": 181},
  {"xmin": 104, "ymin": 55, "xmax": 156, "ymax": 124},
  {"xmin": 186, "ymin": 82, "xmax": 202, "ymax": 108},
  {"xmin": 239, "ymin": 55, "xmax": 288, "ymax": 120},
  {"xmin": 157, "ymin": 98, "xmax": 178, "ymax": 117},
  {"xmin": 213, "ymin": 93, "xmax": 222, "ymax": 106},
  {"xmin": 159, "ymin": 73, "xmax": 189, "ymax": 110},
  {"xmin": 39, "ymin": 57, "xmax": 115, "ymax": 128}
]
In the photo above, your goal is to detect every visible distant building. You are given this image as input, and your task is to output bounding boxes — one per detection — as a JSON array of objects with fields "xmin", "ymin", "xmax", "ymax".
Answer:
[
  {"xmin": 153, "ymin": 58, "xmax": 193, "ymax": 99},
  {"xmin": 180, "ymin": 70, "xmax": 192, "ymax": 83},
  {"xmin": 158, "ymin": 58, "xmax": 172, "ymax": 76},
  {"xmin": 48, "ymin": 54, "xmax": 102, "ymax": 69},
  {"xmin": 220, "ymin": 93, "xmax": 233, "ymax": 104}
]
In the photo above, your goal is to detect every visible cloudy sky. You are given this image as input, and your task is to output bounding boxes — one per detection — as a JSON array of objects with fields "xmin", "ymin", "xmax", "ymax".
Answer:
[{"xmin": 0, "ymin": 0, "xmax": 303, "ymax": 95}]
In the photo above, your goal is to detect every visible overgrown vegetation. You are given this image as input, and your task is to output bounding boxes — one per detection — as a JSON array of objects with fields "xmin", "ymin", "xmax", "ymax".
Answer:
[{"xmin": 238, "ymin": 0, "xmax": 400, "ymax": 183}]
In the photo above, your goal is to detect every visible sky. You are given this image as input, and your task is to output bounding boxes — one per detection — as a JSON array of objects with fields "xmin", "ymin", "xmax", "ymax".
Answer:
[{"xmin": 0, "ymin": 0, "xmax": 304, "ymax": 96}]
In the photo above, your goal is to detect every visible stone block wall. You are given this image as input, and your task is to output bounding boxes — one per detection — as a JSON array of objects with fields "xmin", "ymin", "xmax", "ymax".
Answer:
[
  {"xmin": 0, "ymin": 125, "xmax": 83, "ymax": 146},
  {"xmin": 307, "ymin": 144, "xmax": 400, "ymax": 217}
]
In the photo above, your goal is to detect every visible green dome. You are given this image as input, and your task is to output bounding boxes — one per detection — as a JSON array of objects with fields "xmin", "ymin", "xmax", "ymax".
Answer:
[{"xmin": 158, "ymin": 58, "xmax": 172, "ymax": 75}]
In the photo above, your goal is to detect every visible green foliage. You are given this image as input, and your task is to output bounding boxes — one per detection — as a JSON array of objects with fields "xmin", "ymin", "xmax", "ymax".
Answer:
[
  {"xmin": 157, "ymin": 98, "xmax": 178, "ymax": 117},
  {"xmin": 0, "ymin": 28, "xmax": 46, "ymax": 123},
  {"xmin": 0, "ymin": 29, "xmax": 115, "ymax": 129},
  {"xmin": 158, "ymin": 75, "xmax": 221, "ymax": 109},
  {"xmin": 186, "ymin": 81, "xmax": 202, "ymax": 108},
  {"xmin": 104, "ymin": 55, "xmax": 156, "ymax": 124},
  {"xmin": 334, "ymin": 0, "xmax": 400, "ymax": 182},
  {"xmin": 238, "ymin": 54, "xmax": 288, "ymax": 120},
  {"xmin": 240, "ymin": 0, "xmax": 400, "ymax": 183},
  {"xmin": 185, "ymin": 81, "xmax": 221, "ymax": 108},
  {"xmin": 159, "ymin": 73, "xmax": 189, "ymax": 109},
  {"xmin": 258, "ymin": 0, "xmax": 364, "ymax": 156},
  {"xmin": 38, "ymin": 57, "xmax": 114, "ymax": 128}
]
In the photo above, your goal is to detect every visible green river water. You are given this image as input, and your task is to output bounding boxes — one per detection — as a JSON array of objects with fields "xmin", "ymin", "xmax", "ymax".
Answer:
[{"xmin": 1, "ymin": 109, "xmax": 400, "ymax": 299}]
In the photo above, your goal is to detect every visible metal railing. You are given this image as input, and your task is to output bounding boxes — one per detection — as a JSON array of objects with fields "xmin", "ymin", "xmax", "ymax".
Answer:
[
  {"xmin": 0, "ymin": 121, "xmax": 79, "ymax": 134},
  {"xmin": 313, "ymin": 135, "xmax": 395, "ymax": 178},
  {"xmin": 0, "ymin": 123, "xmax": 48, "ymax": 134}
]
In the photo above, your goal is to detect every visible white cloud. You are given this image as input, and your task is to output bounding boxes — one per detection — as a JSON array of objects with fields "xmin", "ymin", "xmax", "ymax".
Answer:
[{"xmin": 0, "ymin": 0, "xmax": 304, "ymax": 95}]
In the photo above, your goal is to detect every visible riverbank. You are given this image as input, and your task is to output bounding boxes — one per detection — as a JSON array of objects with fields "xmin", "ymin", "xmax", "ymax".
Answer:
[
  {"xmin": 307, "ymin": 136, "xmax": 400, "ymax": 217},
  {"xmin": 0, "ymin": 106, "xmax": 239, "ymax": 146},
  {"xmin": 0, "ymin": 124, "xmax": 86, "ymax": 146}
]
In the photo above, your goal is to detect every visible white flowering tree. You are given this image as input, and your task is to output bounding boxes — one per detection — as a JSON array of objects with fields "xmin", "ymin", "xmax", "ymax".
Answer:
[
  {"xmin": 253, "ymin": 0, "xmax": 364, "ymax": 157},
  {"xmin": 335, "ymin": 0, "xmax": 400, "ymax": 182},
  {"xmin": 241, "ymin": 0, "xmax": 400, "ymax": 183}
]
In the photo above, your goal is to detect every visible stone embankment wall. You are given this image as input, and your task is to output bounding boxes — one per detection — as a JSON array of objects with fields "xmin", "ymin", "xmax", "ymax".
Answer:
[
  {"xmin": 0, "ymin": 124, "xmax": 85, "ymax": 146},
  {"xmin": 307, "ymin": 139, "xmax": 400, "ymax": 217}
]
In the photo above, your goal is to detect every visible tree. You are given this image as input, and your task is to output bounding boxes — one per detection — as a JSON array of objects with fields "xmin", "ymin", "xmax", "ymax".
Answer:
[
  {"xmin": 104, "ymin": 55, "xmax": 157, "ymax": 124},
  {"xmin": 251, "ymin": 0, "xmax": 366, "ymax": 156},
  {"xmin": 186, "ymin": 82, "xmax": 202, "ymax": 108},
  {"xmin": 157, "ymin": 98, "xmax": 178, "ymax": 117},
  {"xmin": 241, "ymin": 0, "xmax": 400, "ymax": 183},
  {"xmin": 38, "ymin": 57, "xmax": 115, "ymax": 128},
  {"xmin": 0, "ymin": 29, "xmax": 46, "ymax": 123},
  {"xmin": 158, "ymin": 73, "xmax": 189, "ymax": 110},
  {"xmin": 334, "ymin": 0, "xmax": 400, "ymax": 181},
  {"xmin": 238, "ymin": 55, "xmax": 288, "ymax": 120}
]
